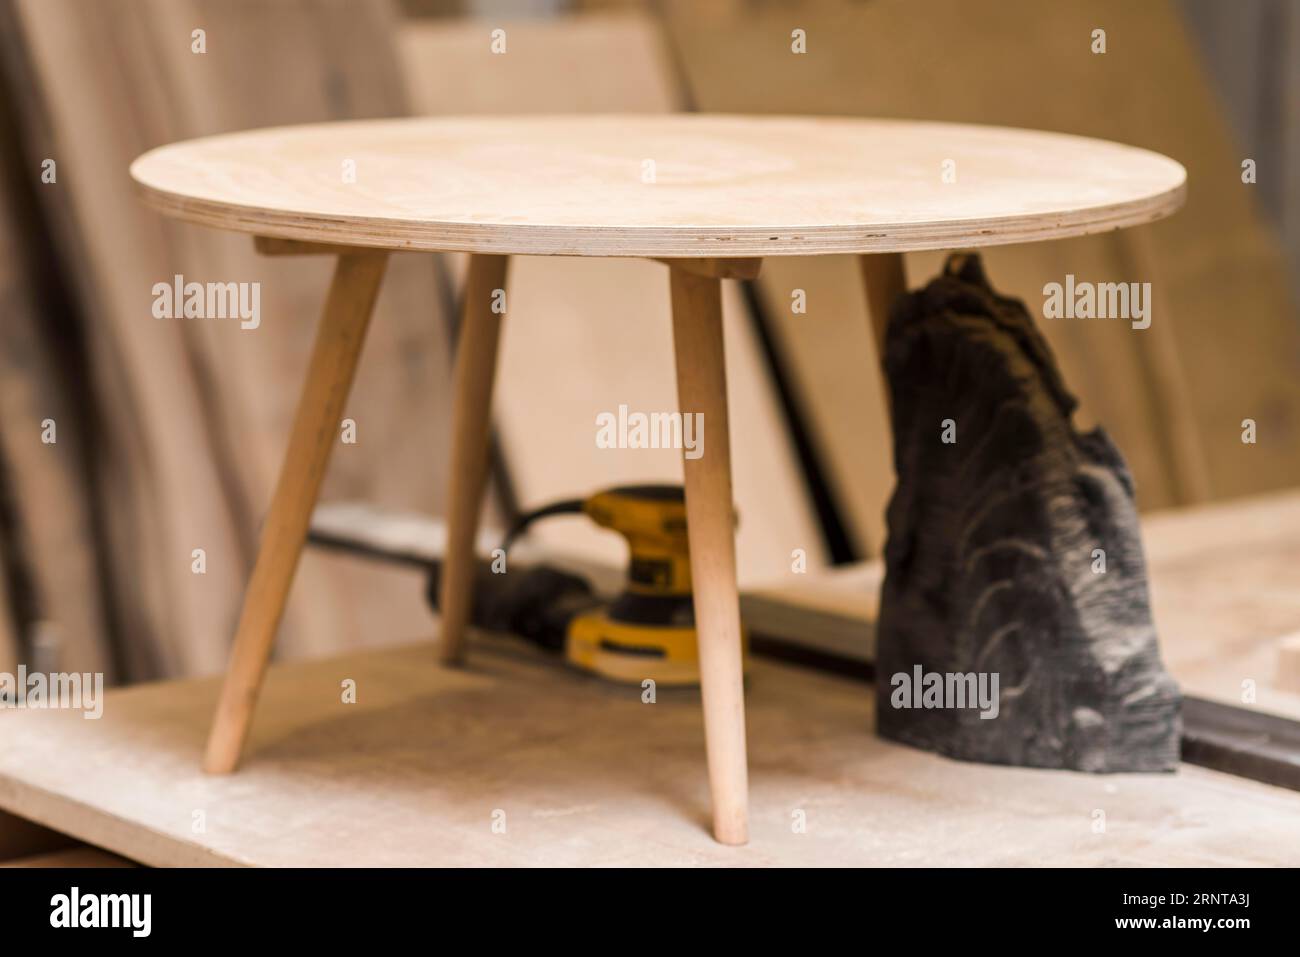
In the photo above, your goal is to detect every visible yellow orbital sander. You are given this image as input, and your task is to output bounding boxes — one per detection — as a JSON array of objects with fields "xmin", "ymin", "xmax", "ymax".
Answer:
[{"xmin": 426, "ymin": 484, "xmax": 748, "ymax": 686}]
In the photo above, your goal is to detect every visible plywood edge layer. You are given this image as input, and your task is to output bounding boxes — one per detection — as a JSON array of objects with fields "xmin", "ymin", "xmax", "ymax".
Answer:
[
  {"xmin": 131, "ymin": 178, "xmax": 1186, "ymax": 257},
  {"xmin": 0, "ymin": 778, "xmax": 247, "ymax": 868}
]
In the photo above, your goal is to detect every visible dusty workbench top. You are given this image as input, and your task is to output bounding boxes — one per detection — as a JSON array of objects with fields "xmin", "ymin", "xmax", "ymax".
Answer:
[
  {"xmin": 0, "ymin": 634, "xmax": 1295, "ymax": 867},
  {"xmin": 745, "ymin": 489, "xmax": 1300, "ymax": 723}
]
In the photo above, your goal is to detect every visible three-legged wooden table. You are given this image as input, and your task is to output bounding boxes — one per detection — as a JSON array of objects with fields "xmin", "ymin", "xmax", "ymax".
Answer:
[{"xmin": 132, "ymin": 115, "xmax": 1184, "ymax": 844}]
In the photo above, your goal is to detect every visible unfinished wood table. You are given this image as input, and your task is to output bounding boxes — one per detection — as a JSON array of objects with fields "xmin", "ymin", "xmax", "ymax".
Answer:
[{"xmin": 130, "ymin": 114, "xmax": 1186, "ymax": 845}]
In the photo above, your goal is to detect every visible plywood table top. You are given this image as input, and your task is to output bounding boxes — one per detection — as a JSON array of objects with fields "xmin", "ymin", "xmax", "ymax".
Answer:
[{"xmin": 130, "ymin": 114, "xmax": 1186, "ymax": 257}]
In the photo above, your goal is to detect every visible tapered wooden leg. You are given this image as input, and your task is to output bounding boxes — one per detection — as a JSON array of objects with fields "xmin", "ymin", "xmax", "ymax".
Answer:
[
  {"xmin": 204, "ymin": 251, "xmax": 388, "ymax": 773},
  {"xmin": 438, "ymin": 255, "xmax": 510, "ymax": 665},
  {"xmin": 858, "ymin": 252, "xmax": 907, "ymax": 357},
  {"xmin": 669, "ymin": 264, "xmax": 750, "ymax": 846}
]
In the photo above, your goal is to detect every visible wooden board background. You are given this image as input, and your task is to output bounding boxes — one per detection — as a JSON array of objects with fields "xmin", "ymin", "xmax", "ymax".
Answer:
[
  {"xmin": 661, "ymin": 0, "xmax": 1300, "ymax": 554},
  {"xmin": 1181, "ymin": 0, "xmax": 1300, "ymax": 308},
  {"xmin": 1, "ymin": 0, "xmax": 449, "ymax": 677},
  {"xmin": 0, "ymin": 41, "xmax": 110, "ymax": 680},
  {"xmin": 400, "ymin": 12, "xmax": 828, "ymax": 584}
]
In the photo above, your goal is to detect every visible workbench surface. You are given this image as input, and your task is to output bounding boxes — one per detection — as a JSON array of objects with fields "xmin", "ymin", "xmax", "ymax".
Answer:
[{"xmin": 0, "ymin": 636, "xmax": 1294, "ymax": 866}]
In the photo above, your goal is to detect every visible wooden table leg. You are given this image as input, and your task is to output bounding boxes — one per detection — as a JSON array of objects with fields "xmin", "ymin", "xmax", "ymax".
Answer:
[
  {"xmin": 203, "ymin": 251, "xmax": 388, "ymax": 773},
  {"xmin": 438, "ymin": 254, "xmax": 510, "ymax": 666},
  {"xmin": 858, "ymin": 252, "xmax": 907, "ymax": 357},
  {"xmin": 669, "ymin": 263, "xmax": 750, "ymax": 846}
]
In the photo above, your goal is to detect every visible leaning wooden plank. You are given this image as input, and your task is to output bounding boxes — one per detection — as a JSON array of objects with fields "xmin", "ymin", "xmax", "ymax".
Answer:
[
  {"xmin": 0, "ymin": 637, "xmax": 1295, "ymax": 866},
  {"xmin": 399, "ymin": 10, "xmax": 679, "ymax": 115},
  {"xmin": 663, "ymin": 0, "xmax": 1300, "ymax": 529},
  {"xmin": 0, "ymin": 53, "xmax": 110, "ymax": 677},
  {"xmin": 399, "ymin": 13, "xmax": 827, "ymax": 584},
  {"xmin": 6, "ymin": 0, "xmax": 455, "ymax": 676}
]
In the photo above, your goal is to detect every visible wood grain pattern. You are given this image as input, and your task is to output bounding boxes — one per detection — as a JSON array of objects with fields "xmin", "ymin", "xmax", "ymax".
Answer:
[
  {"xmin": 130, "ymin": 114, "xmax": 1185, "ymax": 257},
  {"xmin": 670, "ymin": 265, "xmax": 750, "ymax": 845},
  {"xmin": 204, "ymin": 252, "xmax": 388, "ymax": 774}
]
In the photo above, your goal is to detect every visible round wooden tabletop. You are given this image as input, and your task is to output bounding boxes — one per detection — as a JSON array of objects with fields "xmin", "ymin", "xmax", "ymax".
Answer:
[{"xmin": 131, "ymin": 114, "xmax": 1186, "ymax": 258}]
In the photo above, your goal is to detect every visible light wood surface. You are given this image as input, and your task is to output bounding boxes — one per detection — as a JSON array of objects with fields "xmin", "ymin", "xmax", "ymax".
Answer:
[
  {"xmin": 399, "ymin": 11, "xmax": 679, "ymax": 116},
  {"xmin": 748, "ymin": 254, "xmax": 894, "ymax": 556},
  {"xmin": 669, "ymin": 265, "xmax": 750, "ymax": 845},
  {"xmin": 439, "ymin": 255, "xmax": 510, "ymax": 666},
  {"xmin": 742, "ymin": 489, "xmax": 1300, "ymax": 723},
  {"xmin": 251, "ymin": 235, "xmax": 363, "ymax": 257},
  {"xmin": 656, "ymin": 257, "xmax": 763, "ymax": 280},
  {"xmin": 1115, "ymin": 223, "xmax": 1212, "ymax": 505},
  {"xmin": 0, "ymin": 636, "xmax": 1294, "ymax": 867},
  {"xmin": 204, "ymin": 252, "xmax": 388, "ymax": 774},
  {"xmin": 858, "ymin": 253, "xmax": 908, "ymax": 360},
  {"xmin": 1279, "ymin": 634, "xmax": 1300, "ymax": 694},
  {"xmin": 130, "ymin": 114, "xmax": 1185, "ymax": 257},
  {"xmin": 399, "ymin": 15, "xmax": 826, "ymax": 587}
]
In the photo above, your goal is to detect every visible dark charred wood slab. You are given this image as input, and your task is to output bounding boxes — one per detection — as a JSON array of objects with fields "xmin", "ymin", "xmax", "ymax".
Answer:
[{"xmin": 875, "ymin": 254, "xmax": 1181, "ymax": 771}]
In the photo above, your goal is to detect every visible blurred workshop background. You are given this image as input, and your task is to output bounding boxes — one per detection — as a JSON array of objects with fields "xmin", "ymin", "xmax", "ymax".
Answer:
[{"xmin": 0, "ymin": 0, "xmax": 1297, "ymax": 686}]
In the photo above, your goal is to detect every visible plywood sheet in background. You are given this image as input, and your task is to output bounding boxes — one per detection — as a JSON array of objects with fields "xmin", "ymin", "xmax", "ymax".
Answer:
[
  {"xmin": 400, "ymin": 13, "xmax": 827, "ymax": 582},
  {"xmin": 662, "ymin": 0, "xmax": 1300, "ymax": 552},
  {"xmin": 1180, "ymin": 0, "xmax": 1300, "ymax": 308},
  {"xmin": 0, "ymin": 112, "xmax": 108, "ymax": 677},
  {"xmin": 4, "ymin": 0, "xmax": 448, "ymax": 677}
]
